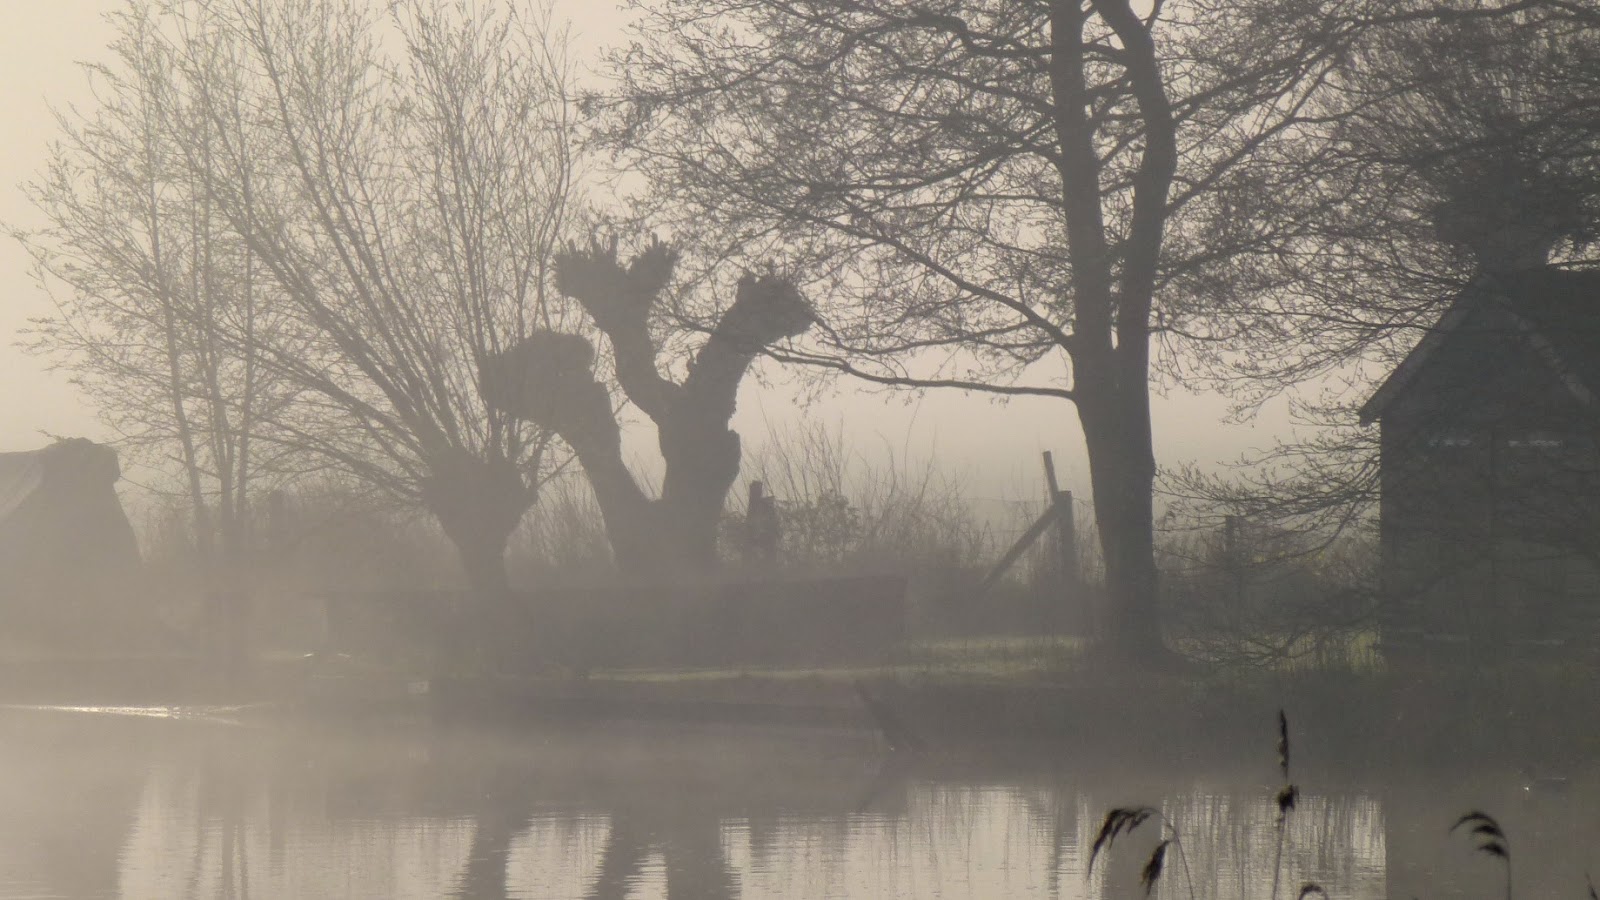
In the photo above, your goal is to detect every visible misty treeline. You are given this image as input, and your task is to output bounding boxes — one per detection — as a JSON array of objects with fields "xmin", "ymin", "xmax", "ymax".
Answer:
[
  {"xmin": 19, "ymin": 0, "xmax": 1600, "ymax": 663},
  {"xmin": 129, "ymin": 420, "xmax": 1058, "ymax": 635},
  {"xmin": 21, "ymin": 0, "xmax": 584, "ymax": 601}
]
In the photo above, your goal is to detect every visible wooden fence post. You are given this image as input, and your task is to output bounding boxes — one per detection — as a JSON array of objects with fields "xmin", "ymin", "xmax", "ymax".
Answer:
[{"xmin": 1042, "ymin": 452, "xmax": 1078, "ymax": 589}]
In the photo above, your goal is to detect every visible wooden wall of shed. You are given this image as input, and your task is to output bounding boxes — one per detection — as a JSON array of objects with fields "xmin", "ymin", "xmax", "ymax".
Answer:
[{"xmin": 1377, "ymin": 306, "xmax": 1600, "ymax": 650}]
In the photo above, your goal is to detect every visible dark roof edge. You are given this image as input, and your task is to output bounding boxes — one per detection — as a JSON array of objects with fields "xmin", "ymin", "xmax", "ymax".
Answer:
[
  {"xmin": 1356, "ymin": 289, "xmax": 1478, "ymax": 425},
  {"xmin": 1359, "ymin": 267, "xmax": 1600, "ymax": 425}
]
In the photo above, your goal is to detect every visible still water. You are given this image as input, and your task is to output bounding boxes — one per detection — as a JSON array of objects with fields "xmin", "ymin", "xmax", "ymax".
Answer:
[{"xmin": 0, "ymin": 705, "xmax": 1593, "ymax": 899}]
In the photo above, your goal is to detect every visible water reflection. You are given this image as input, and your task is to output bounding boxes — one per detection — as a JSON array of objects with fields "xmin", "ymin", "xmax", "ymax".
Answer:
[
  {"xmin": 0, "ymin": 711, "xmax": 145, "ymax": 899},
  {"xmin": 0, "ymin": 708, "xmax": 1594, "ymax": 898}
]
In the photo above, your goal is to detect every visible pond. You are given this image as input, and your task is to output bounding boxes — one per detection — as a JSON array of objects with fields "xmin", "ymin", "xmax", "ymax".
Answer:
[{"xmin": 0, "ymin": 705, "xmax": 1592, "ymax": 899}]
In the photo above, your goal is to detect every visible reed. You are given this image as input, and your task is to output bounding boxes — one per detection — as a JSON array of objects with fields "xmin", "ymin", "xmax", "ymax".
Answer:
[
  {"xmin": 1271, "ymin": 708, "xmax": 1298, "ymax": 900},
  {"xmin": 1088, "ymin": 709, "xmax": 1322, "ymax": 900},
  {"xmin": 1083, "ymin": 707, "xmax": 1600, "ymax": 898},
  {"xmin": 1451, "ymin": 810, "xmax": 1511, "ymax": 900},
  {"xmin": 1088, "ymin": 806, "xmax": 1196, "ymax": 899}
]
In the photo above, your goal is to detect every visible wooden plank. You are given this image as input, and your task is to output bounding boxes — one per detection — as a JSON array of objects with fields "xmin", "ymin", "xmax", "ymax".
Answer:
[
  {"xmin": 1042, "ymin": 450, "xmax": 1061, "ymax": 496},
  {"xmin": 1057, "ymin": 490, "xmax": 1078, "ymax": 586},
  {"xmin": 976, "ymin": 504, "xmax": 1061, "ymax": 599},
  {"xmin": 1042, "ymin": 452, "xmax": 1078, "ymax": 587}
]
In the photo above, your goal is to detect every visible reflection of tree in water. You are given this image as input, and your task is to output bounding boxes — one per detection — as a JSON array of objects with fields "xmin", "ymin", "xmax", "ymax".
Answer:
[
  {"xmin": 585, "ymin": 806, "xmax": 740, "ymax": 900},
  {"xmin": 187, "ymin": 740, "xmax": 253, "ymax": 900},
  {"xmin": 446, "ymin": 728, "xmax": 884, "ymax": 899},
  {"xmin": 25, "ymin": 713, "xmax": 1526, "ymax": 898},
  {"xmin": 451, "ymin": 774, "xmax": 741, "ymax": 900},
  {"xmin": 453, "ymin": 794, "xmax": 521, "ymax": 900}
]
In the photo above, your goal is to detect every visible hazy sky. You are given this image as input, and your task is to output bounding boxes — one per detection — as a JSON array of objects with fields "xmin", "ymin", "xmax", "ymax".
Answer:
[{"xmin": 0, "ymin": 1, "xmax": 1294, "ymax": 506}]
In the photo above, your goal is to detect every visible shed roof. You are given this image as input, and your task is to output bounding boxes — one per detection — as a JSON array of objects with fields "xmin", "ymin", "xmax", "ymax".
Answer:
[{"xmin": 1358, "ymin": 268, "xmax": 1600, "ymax": 424}]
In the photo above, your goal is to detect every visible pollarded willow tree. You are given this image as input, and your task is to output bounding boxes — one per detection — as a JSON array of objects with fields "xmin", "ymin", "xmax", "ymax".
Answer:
[
  {"xmin": 600, "ymin": 0, "xmax": 1467, "ymax": 661},
  {"xmin": 24, "ymin": 0, "xmax": 584, "ymax": 596},
  {"xmin": 481, "ymin": 238, "xmax": 815, "ymax": 574}
]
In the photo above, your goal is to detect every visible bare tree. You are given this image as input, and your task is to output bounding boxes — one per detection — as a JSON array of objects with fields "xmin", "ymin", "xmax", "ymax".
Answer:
[
  {"xmin": 23, "ymin": 0, "xmax": 583, "ymax": 599},
  {"xmin": 1167, "ymin": 3, "xmax": 1600, "ymax": 519},
  {"xmin": 597, "ymin": 0, "xmax": 1452, "ymax": 661},
  {"xmin": 482, "ymin": 237, "xmax": 814, "ymax": 573},
  {"xmin": 20, "ymin": 3, "xmax": 287, "ymax": 589},
  {"xmin": 1176, "ymin": 0, "xmax": 1600, "ymax": 404},
  {"xmin": 1161, "ymin": 3, "xmax": 1600, "ymax": 658}
]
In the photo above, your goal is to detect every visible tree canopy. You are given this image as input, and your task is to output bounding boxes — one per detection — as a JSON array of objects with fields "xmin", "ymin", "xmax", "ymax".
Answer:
[
  {"xmin": 22, "ymin": 0, "xmax": 584, "ymax": 593},
  {"xmin": 597, "ymin": 0, "xmax": 1530, "ymax": 658}
]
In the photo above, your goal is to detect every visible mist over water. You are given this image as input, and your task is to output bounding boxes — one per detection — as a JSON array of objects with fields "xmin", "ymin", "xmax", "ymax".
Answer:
[
  {"xmin": 0, "ymin": 707, "xmax": 1594, "ymax": 899},
  {"xmin": 1, "ymin": 0, "xmax": 1598, "ymax": 897}
]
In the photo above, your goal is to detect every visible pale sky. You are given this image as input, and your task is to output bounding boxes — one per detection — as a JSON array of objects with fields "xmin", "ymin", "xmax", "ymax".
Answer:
[{"xmin": 0, "ymin": 1, "xmax": 1292, "ymax": 507}]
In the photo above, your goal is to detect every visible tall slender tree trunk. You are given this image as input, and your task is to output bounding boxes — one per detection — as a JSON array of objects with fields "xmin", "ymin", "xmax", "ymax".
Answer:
[
  {"xmin": 1047, "ymin": 0, "xmax": 1177, "ymax": 665},
  {"xmin": 1077, "ymin": 373, "xmax": 1166, "ymax": 662}
]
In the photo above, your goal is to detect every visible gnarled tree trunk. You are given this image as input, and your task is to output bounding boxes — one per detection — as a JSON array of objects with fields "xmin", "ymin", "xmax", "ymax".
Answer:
[
  {"xmin": 421, "ymin": 449, "xmax": 532, "ymax": 597},
  {"xmin": 481, "ymin": 240, "xmax": 813, "ymax": 575}
]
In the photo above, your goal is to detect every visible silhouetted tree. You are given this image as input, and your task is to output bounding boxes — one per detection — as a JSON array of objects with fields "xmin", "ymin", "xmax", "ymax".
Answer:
[
  {"xmin": 598, "ymin": 0, "xmax": 1486, "ymax": 661},
  {"xmin": 20, "ymin": 3, "xmax": 286, "ymax": 600},
  {"xmin": 1166, "ymin": 2, "xmax": 1600, "ymax": 540},
  {"xmin": 482, "ymin": 238, "xmax": 814, "ymax": 573},
  {"xmin": 24, "ymin": 0, "xmax": 583, "ymax": 598}
]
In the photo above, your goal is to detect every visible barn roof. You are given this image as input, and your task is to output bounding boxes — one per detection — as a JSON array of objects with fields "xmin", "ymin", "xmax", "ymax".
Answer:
[
  {"xmin": 0, "ymin": 448, "xmax": 47, "ymax": 526},
  {"xmin": 1358, "ymin": 268, "xmax": 1600, "ymax": 425},
  {"xmin": 0, "ymin": 438, "xmax": 138, "ymax": 574},
  {"xmin": 0, "ymin": 439, "xmax": 123, "ymax": 522}
]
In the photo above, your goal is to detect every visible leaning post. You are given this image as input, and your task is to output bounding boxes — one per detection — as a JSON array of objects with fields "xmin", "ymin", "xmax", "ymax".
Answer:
[{"xmin": 1040, "ymin": 452, "xmax": 1079, "ymax": 590}]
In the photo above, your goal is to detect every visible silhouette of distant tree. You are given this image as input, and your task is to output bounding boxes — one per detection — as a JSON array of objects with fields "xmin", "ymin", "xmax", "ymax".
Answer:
[
  {"xmin": 597, "ymin": 0, "xmax": 1550, "ymax": 661},
  {"xmin": 20, "ymin": 3, "xmax": 287, "ymax": 599},
  {"xmin": 23, "ymin": 0, "xmax": 584, "ymax": 597}
]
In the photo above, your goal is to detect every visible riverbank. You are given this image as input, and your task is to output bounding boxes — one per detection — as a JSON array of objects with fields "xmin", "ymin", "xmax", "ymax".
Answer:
[{"xmin": 0, "ymin": 649, "xmax": 1593, "ymax": 776}]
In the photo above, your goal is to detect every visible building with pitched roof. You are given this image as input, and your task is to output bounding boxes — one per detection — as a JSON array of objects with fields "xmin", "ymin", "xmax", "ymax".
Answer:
[
  {"xmin": 1362, "ymin": 268, "xmax": 1600, "ymax": 653},
  {"xmin": 0, "ymin": 438, "xmax": 139, "ymax": 647}
]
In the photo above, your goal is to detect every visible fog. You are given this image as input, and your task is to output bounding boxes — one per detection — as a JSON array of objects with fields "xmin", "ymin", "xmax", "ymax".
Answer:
[
  {"xmin": 0, "ymin": 1, "xmax": 1285, "ymax": 504},
  {"xmin": 0, "ymin": 1, "xmax": 1596, "ymax": 898}
]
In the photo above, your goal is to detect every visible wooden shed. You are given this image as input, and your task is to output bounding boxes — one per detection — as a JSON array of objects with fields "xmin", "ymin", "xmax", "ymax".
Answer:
[{"xmin": 1361, "ymin": 268, "xmax": 1600, "ymax": 653}]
